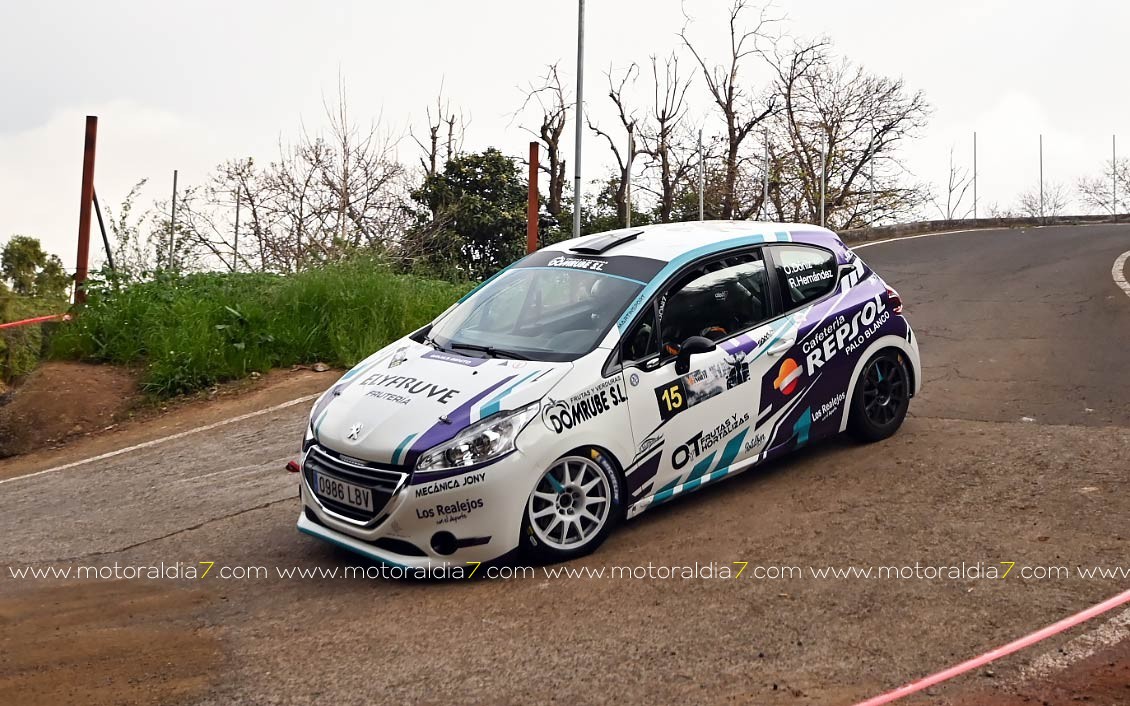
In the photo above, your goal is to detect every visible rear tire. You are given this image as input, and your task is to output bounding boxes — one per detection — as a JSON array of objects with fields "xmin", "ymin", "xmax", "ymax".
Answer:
[
  {"xmin": 848, "ymin": 349, "xmax": 911, "ymax": 442},
  {"xmin": 521, "ymin": 448, "xmax": 624, "ymax": 564}
]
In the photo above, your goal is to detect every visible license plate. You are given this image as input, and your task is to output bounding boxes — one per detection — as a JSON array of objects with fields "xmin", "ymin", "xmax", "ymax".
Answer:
[{"xmin": 314, "ymin": 472, "xmax": 374, "ymax": 512}]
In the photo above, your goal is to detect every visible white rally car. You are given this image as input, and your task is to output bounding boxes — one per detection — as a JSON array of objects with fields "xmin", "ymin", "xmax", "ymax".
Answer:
[{"xmin": 297, "ymin": 221, "xmax": 920, "ymax": 567}]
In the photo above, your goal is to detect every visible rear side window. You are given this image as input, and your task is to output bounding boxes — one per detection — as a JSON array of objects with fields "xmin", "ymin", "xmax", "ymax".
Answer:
[{"xmin": 772, "ymin": 245, "xmax": 837, "ymax": 308}]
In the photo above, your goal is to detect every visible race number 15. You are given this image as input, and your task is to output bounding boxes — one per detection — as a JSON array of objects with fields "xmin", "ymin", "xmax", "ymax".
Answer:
[{"xmin": 654, "ymin": 380, "xmax": 687, "ymax": 421}]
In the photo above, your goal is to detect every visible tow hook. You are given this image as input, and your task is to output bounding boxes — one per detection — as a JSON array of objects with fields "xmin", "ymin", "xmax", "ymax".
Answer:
[{"xmin": 285, "ymin": 460, "xmax": 301, "ymax": 473}]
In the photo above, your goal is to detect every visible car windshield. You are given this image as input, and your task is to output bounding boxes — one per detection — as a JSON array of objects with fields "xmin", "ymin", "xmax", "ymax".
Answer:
[{"xmin": 429, "ymin": 267, "xmax": 644, "ymax": 362}]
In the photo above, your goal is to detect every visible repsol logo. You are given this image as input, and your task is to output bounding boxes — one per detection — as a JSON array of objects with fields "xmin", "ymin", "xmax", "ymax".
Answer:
[
  {"xmin": 805, "ymin": 294, "xmax": 887, "ymax": 375},
  {"xmin": 358, "ymin": 373, "xmax": 460, "ymax": 404}
]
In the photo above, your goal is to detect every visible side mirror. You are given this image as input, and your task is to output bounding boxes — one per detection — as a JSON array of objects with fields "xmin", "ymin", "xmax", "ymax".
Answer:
[{"xmin": 675, "ymin": 335, "xmax": 716, "ymax": 375}]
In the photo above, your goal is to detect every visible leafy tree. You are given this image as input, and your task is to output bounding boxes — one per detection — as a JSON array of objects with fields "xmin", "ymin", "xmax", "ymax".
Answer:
[
  {"xmin": 409, "ymin": 148, "xmax": 528, "ymax": 279},
  {"xmin": 1, "ymin": 235, "xmax": 70, "ymax": 299}
]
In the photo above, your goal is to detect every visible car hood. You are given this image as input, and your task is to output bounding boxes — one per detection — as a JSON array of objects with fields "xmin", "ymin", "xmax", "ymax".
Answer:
[{"xmin": 313, "ymin": 342, "xmax": 571, "ymax": 466}]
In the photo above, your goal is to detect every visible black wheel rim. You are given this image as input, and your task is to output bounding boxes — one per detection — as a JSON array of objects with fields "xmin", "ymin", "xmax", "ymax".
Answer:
[{"xmin": 862, "ymin": 357, "xmax": 907, "ymax": 426}]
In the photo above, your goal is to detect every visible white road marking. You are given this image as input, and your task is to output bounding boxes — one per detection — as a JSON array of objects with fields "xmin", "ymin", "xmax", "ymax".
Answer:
[
  {"xmin": 853, "ymin": 221, "xmax": 1128, "ymax": 250},
  {"xmin": 1017, "ymin": 605, "xmax": 1130, "ymax": 684},
  {"xmin": 852, "ymin": 227, "xmax": 1007, "ymax": 249},
  {"xmin": 1113, "ymin": 250, "xmax": 1130, "ymax": 299},
  {"xmin": 168, "ymin": 455, "xmax": 295, "ymax": 485},
  {"xmin": 0, "ymin": 394, "xmax": 319, "ymax": 487}
]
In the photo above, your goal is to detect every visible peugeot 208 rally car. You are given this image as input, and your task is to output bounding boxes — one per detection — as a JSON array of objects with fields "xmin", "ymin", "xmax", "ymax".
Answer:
[{"xmin": 297, "ymin": 221, "xmax": 920, "ymax": 567}]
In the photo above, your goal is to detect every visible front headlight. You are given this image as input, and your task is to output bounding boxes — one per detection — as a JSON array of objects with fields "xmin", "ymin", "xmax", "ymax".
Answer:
[{"xmin": 416, "ymin": 402, "xmax": 539, "ymax": 473}]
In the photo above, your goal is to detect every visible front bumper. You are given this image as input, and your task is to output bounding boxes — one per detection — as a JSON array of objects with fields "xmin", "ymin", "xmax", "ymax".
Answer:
[{"xmin": 297, "ymin": 445, "xmax": 533, "ymax": 569}]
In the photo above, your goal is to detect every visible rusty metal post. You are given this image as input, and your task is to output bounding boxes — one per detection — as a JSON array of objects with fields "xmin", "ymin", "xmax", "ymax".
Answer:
[
  {"xmin": 74, "ymin": 116, "xmax": 98, "ymax": 304},
  {"xmin": 527, "ymin": 141, "xmax": 539, "ymax": 254}
]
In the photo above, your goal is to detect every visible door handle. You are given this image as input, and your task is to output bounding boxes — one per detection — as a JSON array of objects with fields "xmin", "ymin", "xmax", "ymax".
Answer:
[{"xmin": 766, "ymin": 336, "xmax": 795, "ymax": 357}]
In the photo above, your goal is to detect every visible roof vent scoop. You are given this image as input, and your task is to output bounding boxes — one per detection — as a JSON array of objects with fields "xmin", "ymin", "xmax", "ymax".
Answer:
[{"xmin": 569, "ymin": 229, "xmax": 643, "ymax": 255}]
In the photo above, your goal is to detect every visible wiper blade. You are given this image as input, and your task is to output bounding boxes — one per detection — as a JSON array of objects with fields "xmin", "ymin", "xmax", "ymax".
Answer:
[
  {"xmin": 424, "ymin": 336, "xmax": 445, "ymax": 351},
  {"xmin": 449, "ymin": 343, "xmax": 531, "ymax": 360}
]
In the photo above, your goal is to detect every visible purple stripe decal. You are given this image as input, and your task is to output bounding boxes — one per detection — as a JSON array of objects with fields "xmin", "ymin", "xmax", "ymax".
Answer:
[{"xmin": 400, "ymin": 375, "xmax": 516, "ymax": 469}]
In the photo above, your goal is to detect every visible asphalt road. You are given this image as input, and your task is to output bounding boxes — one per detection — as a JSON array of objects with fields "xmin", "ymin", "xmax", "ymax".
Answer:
[
  {"xmin": 860, "ymin": 224, "xmax": 1130, "ymax": 427},
  {"xmin": 1, "ymin": 224, "xmax": 1128, "ymax": 706}
]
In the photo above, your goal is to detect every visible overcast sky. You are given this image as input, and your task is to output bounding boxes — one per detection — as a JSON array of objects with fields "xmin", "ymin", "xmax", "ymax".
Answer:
[{"xmin": 2, "ymin": 0, "xmax": 1128, "ymax": 267}]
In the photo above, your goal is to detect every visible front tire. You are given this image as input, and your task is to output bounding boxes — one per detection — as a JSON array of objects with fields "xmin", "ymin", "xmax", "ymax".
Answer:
[
  {"xmin": 848, "ymin": 349, "xmax": 911, "ymax": 442},
  {"xmin": 521, "ymin": 448, "xmax": 623, "ymax": 564}
]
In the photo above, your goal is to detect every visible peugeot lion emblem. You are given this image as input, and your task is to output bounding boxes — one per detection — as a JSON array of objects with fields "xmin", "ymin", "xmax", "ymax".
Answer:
[{"xmin": 347, "ymin": 423, "xmax": 364, "ymax": 441}]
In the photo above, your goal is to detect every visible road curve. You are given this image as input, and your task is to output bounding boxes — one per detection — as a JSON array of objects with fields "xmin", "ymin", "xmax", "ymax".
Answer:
[
  {"xmin": 1, "ymin": 224, "xmax": 1128, "ymax": 706},
  {"xmin": 860, "ymin": 223, "xmax": 1130, "ymax": 427}
]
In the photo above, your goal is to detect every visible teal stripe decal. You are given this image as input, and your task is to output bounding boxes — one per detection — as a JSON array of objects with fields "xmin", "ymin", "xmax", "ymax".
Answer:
[
  {"xmin": 341, "ymin": 352, "xmax": 388, "ymax": 381},
  {"xmin": 647, "ymin": 432, "xmax": 751, "ymax": 508},
  {"xmin": 391, "ymin": 433, "xmax": 419, "ymax": 465},
  {"xmin": 298, "ymin": 525, "xmax": 410, "ymax": 569},
  {"xmin": 715, "ymin": 427, "xmax": 749, "ymax": 472},
  {"xmin": 683, "ymin": 451, "xmax": 718, "ymax": 488},
  {"xmin": 314, "ymin": 408, "xmax": 330, "ymax": 437},
  {"xmin": 478, "ymin": 370, "xmax": 540, "ymax": 419}
]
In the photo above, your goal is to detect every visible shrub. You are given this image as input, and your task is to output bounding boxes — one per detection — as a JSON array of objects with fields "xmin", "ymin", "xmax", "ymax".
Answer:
[{"xmin": 50, "ymin": 258, "xmax": 471, "ymax": 396}]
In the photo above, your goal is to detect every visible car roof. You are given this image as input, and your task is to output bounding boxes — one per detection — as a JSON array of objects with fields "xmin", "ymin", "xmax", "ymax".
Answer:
[{"xmin": 542, "ymin": 220, "xmax": 845, "ymax": 264}]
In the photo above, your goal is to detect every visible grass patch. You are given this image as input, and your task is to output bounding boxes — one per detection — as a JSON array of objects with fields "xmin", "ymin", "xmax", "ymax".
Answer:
[
  {"xmin": 50, "ymin": 258, "xmax": 471, "ymax": 397},
  {"xmin": 1, "ymin": 294, "xmax": 68, "ymax": 383}
]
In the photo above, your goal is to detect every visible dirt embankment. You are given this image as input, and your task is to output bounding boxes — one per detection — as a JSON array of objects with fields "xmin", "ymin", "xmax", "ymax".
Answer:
[
  {"xmin": 0, "ymin": 362, "xmax": 337, "ymax": 461},
  {"xmin": 0, "ymin": 362, "xmax": 139, "ymax": 457}
]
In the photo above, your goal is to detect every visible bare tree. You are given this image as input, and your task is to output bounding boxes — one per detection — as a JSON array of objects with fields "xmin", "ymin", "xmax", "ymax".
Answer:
[
  {"xmin": 587, "ymin": 64, "xmax": 647, "ymax": 227},
  {"xmin": 637, "ymin": 53, "xmax": 697, "ymax": 223},
  {"xmin": 261, "ymin": 136, "xmax": 329, "ymax": 271},
  {"xmin": 314, "ymin": 76, "xmax": 409, "ymax": 252},
  {"xmin": 172, "ymin": 82, "xmax": 411, "ymax": 273},
  {"xmin": 1017, "ymin": 182, "xmax": 1070, "ymax": 218},
  {"xmin": 681, "ymin": 0, "xmax": 780, "ymax": 219},
  {"xmin": 102, "ymin": 179, "xmax": 158, "ymax": 277},
  {"xmin": 412, "ymin": 82, "xmax": 468, "ymax": 180},
  {"xmin": 767, "ymin": 40, "xmax": 930, "ymax": 228},
  {"xmin": 1077, "ymin": 158, "xmax": 1130, "ymax": 215},
  {"xmin": 930, "ymin": 147, "xmax": 974, "ymax": 220},
  {"xmin": 516, "ymin": 64, "xmax": 569, "ymax": 218}
]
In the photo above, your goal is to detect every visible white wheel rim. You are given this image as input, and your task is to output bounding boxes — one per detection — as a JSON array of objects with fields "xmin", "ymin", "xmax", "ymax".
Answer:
[{"xmin": 528, "ymin": 456, "xmax": 612, "ymax": 551}]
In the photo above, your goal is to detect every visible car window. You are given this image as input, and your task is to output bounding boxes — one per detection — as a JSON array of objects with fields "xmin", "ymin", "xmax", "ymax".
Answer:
[
  {"xmin": 658, "ymin": 253, "xmax": 771, "ymax": 358},
  {"xmin": 622, "ymin": 303, "xmax": 659, "ymax": 363},
  {"xmin": 430, "ymin": 267, "xmax": 643, "ymax": 362},
  {"xmin": 772, "ymin": 244, "xmax": 837, "ymax": 308}
]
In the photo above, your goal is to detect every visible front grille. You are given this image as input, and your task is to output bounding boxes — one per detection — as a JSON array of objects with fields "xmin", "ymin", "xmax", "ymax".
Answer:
[{"xmin": 303, "ymin": 445, "xmax": 407, "ymax": 524}]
